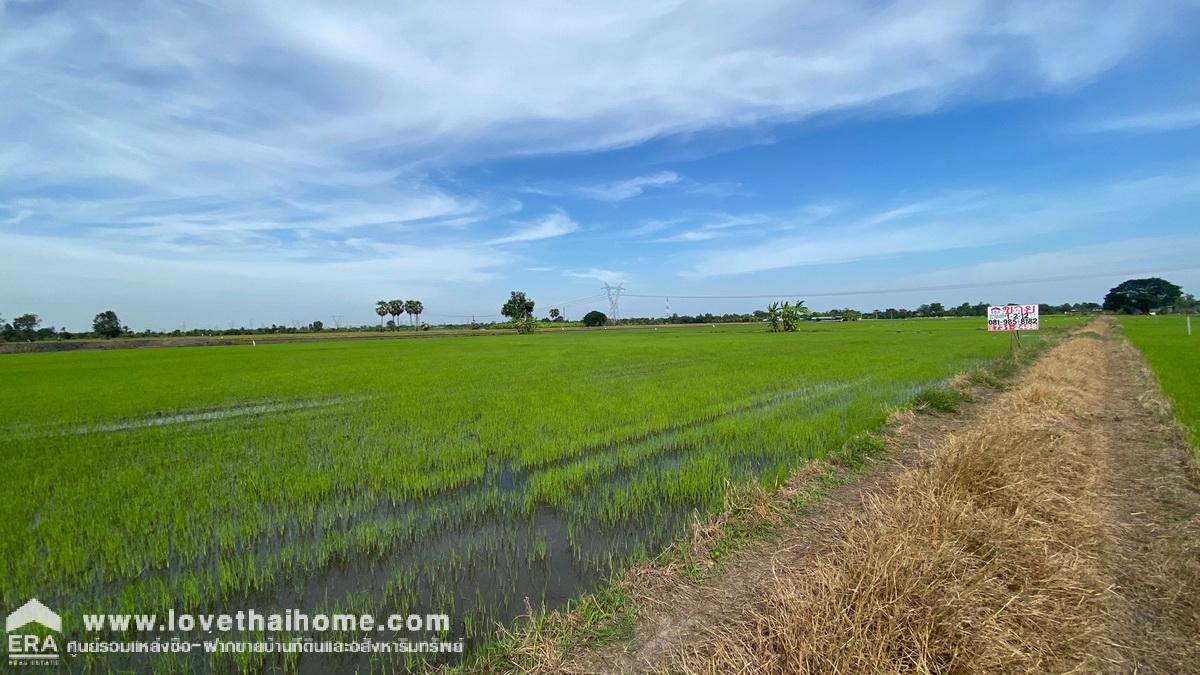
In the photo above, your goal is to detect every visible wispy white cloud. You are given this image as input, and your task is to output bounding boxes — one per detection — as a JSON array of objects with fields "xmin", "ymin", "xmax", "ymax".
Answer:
[
  {"xmin": 908, "ymin": 236, "xmax": 1200, "ymax": 288},
  {"xmin": 576, "ymin": 172, "xmax": 681, "ymax": 201},
  {"xmin": 519, "ymin": 171, "xmax": 682, "ymax": 201},
  {"xmin": 1071, "ymin": 106, "xmax": 1200, "ymax": 134},
  {"xmin": 680, "ymin": 173, "xmax": 1200, "ymax": 278},
  {"xmin": 566, "ymin": 268, "xmax": 629, "ymax": 284},
  {"xmin": 2, "ymin": 0, "xmax": 1185, "ymax": 196},
  {"xmin": 646, "ymin": 210, "xmax": 817, "ymax": 243},
  {"xmin": 487, "ymin": 212, "xmax": 580, "ymax": 245},
  {"xmin": 654, "ymin": 230, "xmax": 728, "ymax": 243}
]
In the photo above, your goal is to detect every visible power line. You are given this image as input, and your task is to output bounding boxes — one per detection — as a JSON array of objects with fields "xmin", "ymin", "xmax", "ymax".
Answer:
[
  {"xmin": 621, "ymin": 265, "xmax": 1200, "ymax": 301},
  {"xmin": 424, "ymin": 312, "xmax": 504, "ymax": 319},
  {"xmin": 424, "ymin": 294, "xmax": 605, "ymax": 321}
]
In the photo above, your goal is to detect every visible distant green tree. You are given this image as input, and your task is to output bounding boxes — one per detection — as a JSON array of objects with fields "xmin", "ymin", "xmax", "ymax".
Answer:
[
  {"xmin": 1103, "ymin": 277, "xmax": 1182, "ymax": 314},
  {"xmin": 92, "ymin": 310, "xmax": 124, "ymax": 338},
  {"xmin": 501, "ymin": 291, "xmax": 535, "ymax": 321},
  {"xmin": 310, "ymin": 320, "xmax": 323, "ymax": 332},
  {"xmin": 548, "ymin": 308, "xmax": 561, "ymax": 322},
  {"xmin": 12, "ymin": 313, "xmax": 40, "ymax": 339},
  {"xmin": 582, "ymin": 310, "xmax": 607, "ymax": 327},
  {"xmin": 405, "ymin": 300, "xmax": 423, "ymax": 328},
  {"xmin": 375, "ymin": 300, "xmax": 389, "ymax": 328},
  {"xmin": 387, "ymin": 300, "xmax": 405, "ymax": 329},
  {"xmin": 828, "ymin": 308, "xmax": 862, "ymax": 320}
]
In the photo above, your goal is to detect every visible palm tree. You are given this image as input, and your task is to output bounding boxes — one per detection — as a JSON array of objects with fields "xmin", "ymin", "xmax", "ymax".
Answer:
[
  {"xmin": 374, "ymin": 300, "xmax": 389, "ymax": 328},
  {"xmin": 387, "ymin": 300, "xmax": 405, "ymax": 330},
  {"xmin": 403, "ymin": 299, "xmax": 419, "ymax": 328},
  {"xmin": 410, "ymin": 300, "xmax": 424, "ymax": 328}
]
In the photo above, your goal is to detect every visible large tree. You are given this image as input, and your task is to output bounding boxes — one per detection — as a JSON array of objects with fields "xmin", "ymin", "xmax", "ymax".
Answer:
[
  {"xmin": 501, "ymin": 291, "xmax": 535, "ymax": 320},
  {"xmin": 374, "ymin": 300, "xmax": 389, "ymax": 327},
  {"xmin": 582, "ymin": 310, "xmax": 606, "ymax": 327},
  {"xmin": 502, "ymin": 291, "xmax": 537, "ymax": 333},
  {"xmin": 92, "ymin": 310, "xmax": 124, "ymax": 338},
  {"xmin": 12, "ymin": 313, "xmax": 40, "ymax": 339},
  {"xmin": 1103, "ymin": 277, "xmax": 1182, "ymax": 314}
]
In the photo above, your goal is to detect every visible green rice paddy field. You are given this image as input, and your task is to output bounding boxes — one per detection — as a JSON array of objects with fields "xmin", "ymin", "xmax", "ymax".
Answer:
[
  {"xmin": 1120, "ymin": 315, "xmax": 1200, "ymax": 452},
  {"xmin": 0, "ymin": 318, "xmax": 1084, "ymax": 672}
]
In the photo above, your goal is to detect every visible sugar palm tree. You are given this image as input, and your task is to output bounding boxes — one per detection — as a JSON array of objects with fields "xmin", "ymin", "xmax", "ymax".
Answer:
[
  {"xmin": 403, "ymin": 299, "xmax": 419, "ymax": 328},
  {"xmin": 374, "ymin": 300, "xmax": 389, "ymax": 328},
  {"xmin": 410, "ymin": 300, "xmax": 424, "ymax": 328},
  {"xmin": 387, "ymin": 300, "xmax": 405, "ymax": 330}
]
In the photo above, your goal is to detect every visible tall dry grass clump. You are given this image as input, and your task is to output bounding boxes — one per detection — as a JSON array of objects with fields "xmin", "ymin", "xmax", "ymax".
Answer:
[{"xmin": 671, "ymin": 337, "xmax": 1118, "ymax": 674}]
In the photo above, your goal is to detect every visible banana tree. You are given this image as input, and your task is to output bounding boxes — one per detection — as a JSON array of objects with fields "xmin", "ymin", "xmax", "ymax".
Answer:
[
  {"xmin": 766, "ymin": 302, "xmax": 782, "ymax": 332},
  {"xmin": 781, "ymin": 300, "xmax": 810, "ymax": 331}
]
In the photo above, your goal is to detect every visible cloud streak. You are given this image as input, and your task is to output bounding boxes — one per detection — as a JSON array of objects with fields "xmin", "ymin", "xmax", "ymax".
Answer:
[
  {"xmin": 680, "ymin": 173, "xmax": 1200, "ymax": 278},
  {"xmin": 487, "ymin": 212, "xmax": 580, "ymax": 245},
  {"xmin": 1072, "ymin": 106, "xmax": 1200, "ymax": 134}
]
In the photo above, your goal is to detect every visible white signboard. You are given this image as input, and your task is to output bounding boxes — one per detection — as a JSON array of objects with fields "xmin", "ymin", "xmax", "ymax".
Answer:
[{"xmin": 987, "ymin": 304, "xmax": 1039, "ymax": 332}]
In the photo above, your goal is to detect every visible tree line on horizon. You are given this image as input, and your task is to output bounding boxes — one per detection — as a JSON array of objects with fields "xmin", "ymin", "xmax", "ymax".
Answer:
[{"xmin": 3, "ymin": 278, "xmax": 1194, "ymax": 342}]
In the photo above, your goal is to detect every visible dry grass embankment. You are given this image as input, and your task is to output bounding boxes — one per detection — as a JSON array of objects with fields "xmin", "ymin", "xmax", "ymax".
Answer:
[{"xmin": 666, "ymin": 331, "xmax": 1138, "ymax": 673}]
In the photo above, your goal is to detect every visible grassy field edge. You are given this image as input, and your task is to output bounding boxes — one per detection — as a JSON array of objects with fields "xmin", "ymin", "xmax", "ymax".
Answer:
[{"xmin": 1116, "ymin": 315, "xmax": 1200, "ymax": 457}]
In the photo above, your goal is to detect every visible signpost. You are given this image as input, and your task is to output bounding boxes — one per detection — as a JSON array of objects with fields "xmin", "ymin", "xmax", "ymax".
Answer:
[
  {"xmin": 987, "ymin": 304, "xmax": 1039, "ymax": 354},
  {"xmin": 987, "ymin": 304, "xmax": 1040, "ymax": 332}
]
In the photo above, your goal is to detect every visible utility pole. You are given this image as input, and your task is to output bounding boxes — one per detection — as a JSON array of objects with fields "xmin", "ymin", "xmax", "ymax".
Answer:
[
  {"xmin": 601, "ymin": 283, "xmax": 625, "ymax": 324},
  {"xmin": 331, "ymin": 314, "xmax": 344, "ymax": 330}
]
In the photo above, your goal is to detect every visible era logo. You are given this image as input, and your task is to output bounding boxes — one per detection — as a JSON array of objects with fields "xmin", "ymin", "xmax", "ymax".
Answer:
[{"xmin": 6, "ymin": 599, "xmax": 61, "ymax": 667}]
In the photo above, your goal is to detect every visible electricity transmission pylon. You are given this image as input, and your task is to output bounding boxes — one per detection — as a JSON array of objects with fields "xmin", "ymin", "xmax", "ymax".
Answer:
[{"xmin": 601, "ymin": 283, "xmax": 625, "ymax": 323}]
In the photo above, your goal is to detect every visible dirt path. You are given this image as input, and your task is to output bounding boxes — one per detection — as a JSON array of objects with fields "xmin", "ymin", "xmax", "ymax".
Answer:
[{"xmin": 565, "ymin": 319, "xmax": 1200, "ymax": 674}]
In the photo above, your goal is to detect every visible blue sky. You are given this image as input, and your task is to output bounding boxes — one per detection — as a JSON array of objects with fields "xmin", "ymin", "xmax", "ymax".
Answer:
[{"xmin": 2, "ymin": 0, "xmax": 1199, "ymax": 330}]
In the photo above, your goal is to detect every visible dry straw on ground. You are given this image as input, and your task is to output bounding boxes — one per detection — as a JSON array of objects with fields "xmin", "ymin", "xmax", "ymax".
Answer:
[{"xmin": 667, "ymin": 336, "xmax": 1119, "ymax": 674}]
